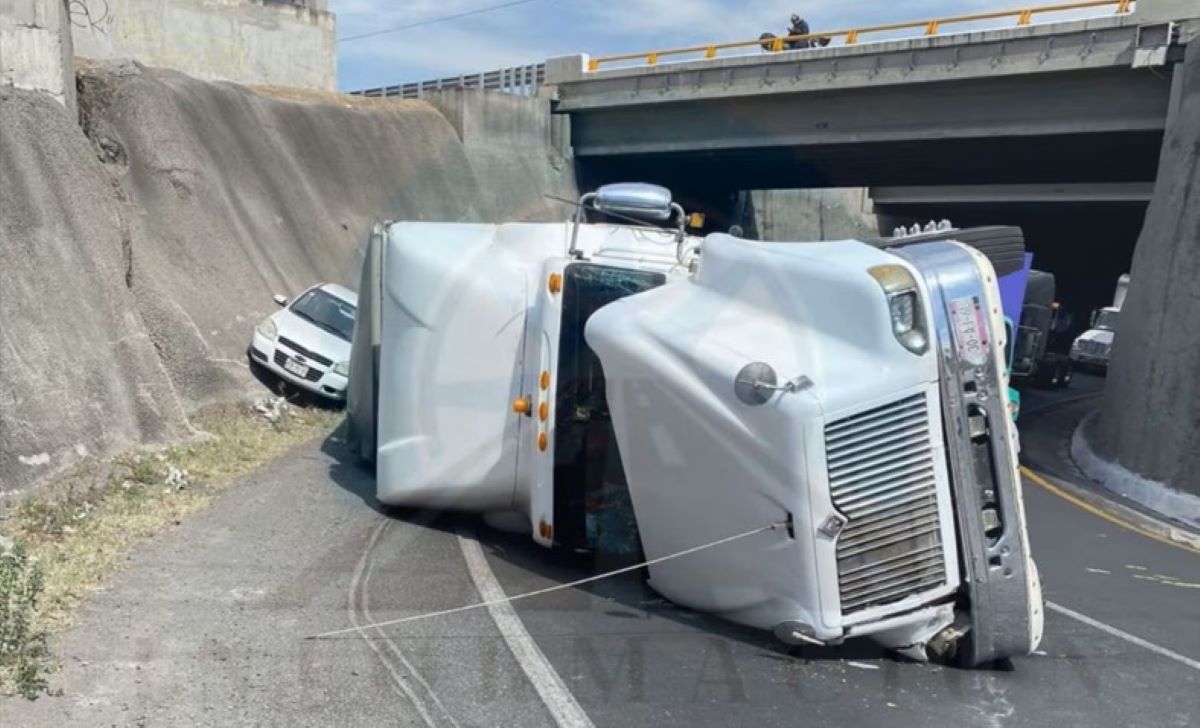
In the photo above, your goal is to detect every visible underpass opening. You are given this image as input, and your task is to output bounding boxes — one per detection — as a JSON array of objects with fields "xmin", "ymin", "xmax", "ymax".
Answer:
[{"xmin": 876, "ymin": 201, "xmax": 1145, "ymax": 343}]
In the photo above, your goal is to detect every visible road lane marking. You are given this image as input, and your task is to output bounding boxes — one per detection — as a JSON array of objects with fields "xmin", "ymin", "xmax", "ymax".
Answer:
[
  {"xmin": 1047, "ymin": 601, "xmax": 1200, "ymax": 672},
  {"xmin": 1021, "ymin": 466, "xmax": 1200, "ymax": 555},
  {"xmin": 456, "ymin": 528, "xmax": 595, "ymax": 728}
]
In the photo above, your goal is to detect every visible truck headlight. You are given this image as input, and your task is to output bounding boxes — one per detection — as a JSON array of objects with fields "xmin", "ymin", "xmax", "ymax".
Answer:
[
  {"xmin": 869, "ymin": 265, "xmax": 929, "ymax": 355},
  {"xmin": 332, "ymin": 360, "xmax": 350, "ymax": 377},
  {"xmin": 256, "ymin": 317, "xmax": 277, "ymax": 341},
  {"xmin": 889, "ymin": 290, "xmax": 917, "ymax": 335}
]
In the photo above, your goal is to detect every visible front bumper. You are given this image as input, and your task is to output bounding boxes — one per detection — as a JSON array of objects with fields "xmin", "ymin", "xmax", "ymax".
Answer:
[
  {"xmin": 894, "ymin": 241, "xmax": 1044, "ymax": 665},
  {"xmin": 1070, "ymin": 351, "xmax": 1109, "ymax": 368},
  {"xmin": 249, "ymin": 331, "xmax": 348, "ymax": 400}
]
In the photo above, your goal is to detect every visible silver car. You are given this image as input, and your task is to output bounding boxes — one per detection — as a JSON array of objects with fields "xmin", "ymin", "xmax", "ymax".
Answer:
[{"xmin": 248, "ymin": 283, "xmax": 358, "ymax": 401}]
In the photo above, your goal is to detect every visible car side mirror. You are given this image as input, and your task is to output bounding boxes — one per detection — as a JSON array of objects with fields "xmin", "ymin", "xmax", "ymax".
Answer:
[
  {"xmin": 1090, "ymin": 310, "xmax": 1098, "ymax": 327},
  {"xmin": 273, "ymin": 294, "xmax": 288, "ymax": 307}
]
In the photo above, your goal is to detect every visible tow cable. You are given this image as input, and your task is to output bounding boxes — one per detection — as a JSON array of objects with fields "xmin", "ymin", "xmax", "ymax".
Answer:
[{"xmin": 306, "ymin": 520, "xmax": 788, "ymax": 640}]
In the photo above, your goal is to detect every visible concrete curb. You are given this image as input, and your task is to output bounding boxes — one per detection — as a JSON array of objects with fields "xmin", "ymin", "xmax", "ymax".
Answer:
[
  {"xmin": 1022, "ymin": 465, "xmax": 1200, "ymax": 554},
  {"xmin": 1070, "ymin": 412, "xmax": 1200, "ymax": 539}
]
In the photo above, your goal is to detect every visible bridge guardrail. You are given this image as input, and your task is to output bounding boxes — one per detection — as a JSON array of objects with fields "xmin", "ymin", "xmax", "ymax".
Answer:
[
  {"xmin": 586, "ymin": 0, "xmax": 1135, "ymax": 72},
  {"xmin": 351, "ymin": 63, "xmax": 545, "ymax": 99}
]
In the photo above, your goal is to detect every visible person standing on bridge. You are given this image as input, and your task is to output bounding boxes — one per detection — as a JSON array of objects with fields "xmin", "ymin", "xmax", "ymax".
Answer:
[{"xmin": 787, "ymin": 14, "xmax": 832, "ymax": 49}]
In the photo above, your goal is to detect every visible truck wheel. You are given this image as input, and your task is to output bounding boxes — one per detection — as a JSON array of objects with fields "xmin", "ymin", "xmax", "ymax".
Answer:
[
  {"xmin": 942, "ymin": 226, "xmax": 1026, "ymax": 277},
  {"xmin": 873, "ymin": 226, "xmax": 1026, "ymax": 277}
]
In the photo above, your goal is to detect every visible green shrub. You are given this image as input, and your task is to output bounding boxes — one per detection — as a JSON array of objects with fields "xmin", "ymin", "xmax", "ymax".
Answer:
[{"xmin": 0, "ymin": 541, "xmax": 49, "ymax": 699}]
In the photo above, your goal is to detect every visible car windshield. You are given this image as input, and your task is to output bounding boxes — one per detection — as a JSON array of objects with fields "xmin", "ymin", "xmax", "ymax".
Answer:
[
  {"xmin": 1094, "ymin": 309, "xmax": 1119, "ymax": 332},
  {"xmin": 289, "ymin": 289, "xmax": 356, "ymax": 342}
]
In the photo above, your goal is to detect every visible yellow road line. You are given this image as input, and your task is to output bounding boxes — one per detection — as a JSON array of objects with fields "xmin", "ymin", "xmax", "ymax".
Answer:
[{"xmin": 1020, "ymin": 465, "xmax": 1200, "ymax": 556}]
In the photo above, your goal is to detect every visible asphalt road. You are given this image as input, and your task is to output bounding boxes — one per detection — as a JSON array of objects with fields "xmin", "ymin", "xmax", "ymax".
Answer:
[
  {"xmin": 481, "ymin": 372, "xmax": 1200, "ymax": 727},
  {"xmin": 4, "ymin": 374, "xmax": 1197, "ymax": 726}
]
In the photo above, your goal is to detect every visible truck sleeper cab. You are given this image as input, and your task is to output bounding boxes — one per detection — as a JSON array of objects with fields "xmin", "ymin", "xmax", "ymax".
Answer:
[{"xmin": 359, "ymin": 186, "xmax": 1042, "ymax": 665}]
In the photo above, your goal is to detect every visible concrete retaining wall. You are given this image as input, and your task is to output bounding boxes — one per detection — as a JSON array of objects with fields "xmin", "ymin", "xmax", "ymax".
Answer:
[
  {"xmin": 1, "ymin": 0, "xmax": 76, "ymax": 112},
  {"xmin": 423, "ymin": 89, "xmax": 576, "ymax": 222},
  {"xmin": 70, "ymin": 0, "xmax": 336, "ymax": 90},
  {"xmin": 0, "ymin": 64, "xmax": 576, "ymax": 496},
  {"xmin": 750, "ymin": 188, "xmax": 879, "ymax": 241}
]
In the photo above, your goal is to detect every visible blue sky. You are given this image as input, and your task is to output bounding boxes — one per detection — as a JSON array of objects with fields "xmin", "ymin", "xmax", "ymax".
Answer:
[{"xmin": 330, "ymin": 0, "xmax": 1120, "ymax": 91}]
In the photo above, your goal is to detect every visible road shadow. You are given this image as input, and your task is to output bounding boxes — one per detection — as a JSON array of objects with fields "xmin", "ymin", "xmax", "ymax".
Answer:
[
  {"xmin": 466, "ymin": 519, "xmax": 913, "ymax": 665},
  {"xmin": 318, "ymin": 425, "xmax": 477, "ymax": 535},
  {"xmin": 1017, "ymin": 372, "xmax": 1106, "ymax": 484},
  {"xmin": 314, "ymin": 423, "xmax": 1006, "ymax": 671},
  {"xmin": 319, "ymin": 423, "xmax": 389, "ymax": 515}
]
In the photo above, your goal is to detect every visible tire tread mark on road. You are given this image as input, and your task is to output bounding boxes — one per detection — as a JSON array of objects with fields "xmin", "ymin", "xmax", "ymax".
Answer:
[
  {"xmin": 347, "ymin": 517, "xmax": 442, "ymax": 728},
  {"xmin": 362, "ymin": 527, "xmax": 463, "ymax": 728},
  {"xmin": 456, "ymin": 527, "xmax": 596, "ymax": 728}
]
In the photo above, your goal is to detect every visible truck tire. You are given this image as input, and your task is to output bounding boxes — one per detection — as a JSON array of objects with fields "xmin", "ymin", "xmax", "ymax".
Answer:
[
  {"xmin": 936, "ymin": 226, "xmax": 1027, "ymax": 278},
  {"xmin": 1058, "ymin": 360, "xmax": 1073, "ymax": 388},
  {"xmin": 870, "ymin": 226, "xmax": 1026, "ymax": 277}
]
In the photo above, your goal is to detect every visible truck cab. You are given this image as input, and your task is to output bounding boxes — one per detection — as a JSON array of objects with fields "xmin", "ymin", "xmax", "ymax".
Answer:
[
  {"xmin": 1071, "ymin": 306, "xmax": 1120, "ymax": 371},
  {"xmin": 352, "ymin": 184, "xmax": 1043, "ymax": 666}
]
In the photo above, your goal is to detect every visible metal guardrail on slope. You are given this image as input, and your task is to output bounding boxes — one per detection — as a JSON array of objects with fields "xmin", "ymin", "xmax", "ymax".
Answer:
[
  {"xmin": 351, "ymin": 63, "xmax": 545, "ymax": 99},
  {"xmin": 586, "ymin": 0, "xmax": 1136, "ymax": 71}
]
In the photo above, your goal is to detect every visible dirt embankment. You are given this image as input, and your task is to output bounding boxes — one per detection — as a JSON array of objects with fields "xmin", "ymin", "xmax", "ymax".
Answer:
[{"xmin": 1, "ymin": 63, "xmax": 576, "ymax": 495}]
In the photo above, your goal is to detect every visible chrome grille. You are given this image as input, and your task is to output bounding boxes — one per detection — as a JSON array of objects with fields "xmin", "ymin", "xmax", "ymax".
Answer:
[
  {"xmin": 826, "ymin": 393, "xmax": 946, "ymax": 614},
  {"xmin": 278, "ymin": 336, "xmax": 333, "ymax": 367}
]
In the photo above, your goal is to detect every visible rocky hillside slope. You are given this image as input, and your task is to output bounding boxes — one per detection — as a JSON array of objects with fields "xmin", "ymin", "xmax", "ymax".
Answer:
[{"xmin": 1, "ymin": 63, "xmax": 575, "ymax": 495}]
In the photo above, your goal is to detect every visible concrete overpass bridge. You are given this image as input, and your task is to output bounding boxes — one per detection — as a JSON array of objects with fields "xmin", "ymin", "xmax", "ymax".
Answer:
[
  {"xmin": 543, "ymin": 1, "xmax": 1195, "ymax": 194},
  {"xmin": 354, "ymin": 2, "xmax": 1198, "ymax": 315}
]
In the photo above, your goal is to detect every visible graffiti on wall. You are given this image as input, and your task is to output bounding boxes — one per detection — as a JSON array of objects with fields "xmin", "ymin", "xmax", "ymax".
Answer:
[{"xmin": 69, "ymin": 0, "xmax": 110, "ymax": 33}]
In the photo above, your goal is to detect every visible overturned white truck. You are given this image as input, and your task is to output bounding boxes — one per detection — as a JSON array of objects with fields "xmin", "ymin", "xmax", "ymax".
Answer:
[{"xmin": 347, "ymin": 184, "xmax": 1043, "ymax": 666}]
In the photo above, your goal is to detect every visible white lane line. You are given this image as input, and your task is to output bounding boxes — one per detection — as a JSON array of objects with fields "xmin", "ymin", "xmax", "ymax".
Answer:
[
  {"xmin": 349, "ymin": 519, "xmax": 439, "ymax": 728},
  {"xmin": 456, "ymin": 529, "xmax": 596, "ymax": 728},
  {"xmin": 1047, "ymin": 601, "xmax": 1200, "ymax": 671}
]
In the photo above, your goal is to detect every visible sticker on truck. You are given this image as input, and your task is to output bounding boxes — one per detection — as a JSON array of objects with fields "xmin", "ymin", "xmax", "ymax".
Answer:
[{"xmin": 949, "ymin": 296, "xmax": 989, "ymax": 366}]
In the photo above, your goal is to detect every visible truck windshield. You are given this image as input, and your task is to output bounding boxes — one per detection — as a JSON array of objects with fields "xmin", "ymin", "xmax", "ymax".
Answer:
[
  {"xmin": 290, "ymin": 289, "xmax": 357, "ymax": 341},
  {"xmin": 1094, "ymin": 309, "xmax": 1119, "ymax": 332}
]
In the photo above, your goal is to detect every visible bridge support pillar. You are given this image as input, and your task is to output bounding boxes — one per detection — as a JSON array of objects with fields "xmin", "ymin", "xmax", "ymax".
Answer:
[{"xmin": 1095, "ymin": 43, "xmax": 1200, "ymax": 498}]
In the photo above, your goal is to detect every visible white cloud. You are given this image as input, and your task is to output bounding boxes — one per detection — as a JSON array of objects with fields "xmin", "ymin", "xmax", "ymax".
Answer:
[{"xmin": 330, "ymin": 0, "xmax": 1132, "ymax": 89}]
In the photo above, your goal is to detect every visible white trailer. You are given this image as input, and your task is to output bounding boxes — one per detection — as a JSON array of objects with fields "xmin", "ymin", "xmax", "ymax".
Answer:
[{"xmin": 348, "ymin": 185, "xmax": 1043, "ymax": 665}]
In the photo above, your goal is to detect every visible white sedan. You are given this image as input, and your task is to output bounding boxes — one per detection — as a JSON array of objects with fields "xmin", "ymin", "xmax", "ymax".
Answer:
[{"xmin": 248, "ymin": 283, "xmax": 358, "ymax": 401}]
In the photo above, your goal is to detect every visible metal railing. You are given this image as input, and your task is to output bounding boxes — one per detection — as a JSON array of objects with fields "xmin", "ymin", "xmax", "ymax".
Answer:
[
  {"xmin": 352, "ymin": 63, "xmax": 545, "ymax": 99},
  {"xmin": 586, "ymin": 0, "xmax": 1135, "ymax": 71}
]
